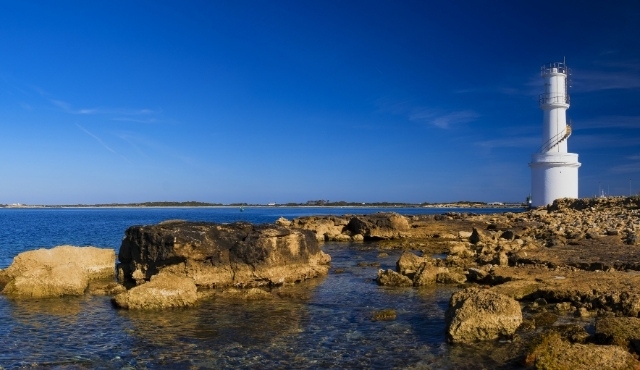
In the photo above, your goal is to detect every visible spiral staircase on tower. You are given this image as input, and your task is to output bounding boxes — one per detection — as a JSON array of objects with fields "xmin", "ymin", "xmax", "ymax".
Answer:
[{"xmin": 538, "ymin": 124, "xmax": 572, "ymax": 153}]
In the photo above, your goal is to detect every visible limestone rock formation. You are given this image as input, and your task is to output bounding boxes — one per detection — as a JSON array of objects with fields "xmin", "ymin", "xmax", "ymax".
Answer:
[
  {"xmin": 112, "ymin": 271, "xmax": 197, "ymax": 309},
  {"xmin": 445, "ymin": 288, "xmax": 522, "ymax": 343},
  {"xmin": 117, "ymin": 221, "xmax": 331, "ymax": 288},
  {"xmin": 0, "ymin": 245, "xmax": 116, "ymax": 298}
]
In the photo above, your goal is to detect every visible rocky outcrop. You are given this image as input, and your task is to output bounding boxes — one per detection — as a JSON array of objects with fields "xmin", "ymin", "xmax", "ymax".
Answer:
[
  {"xmin": 289, "ymin": 212, "xmax": 410, "ymax": 241},
  {"xmin": 445, "ymin": 288, "xmax": 522, "ymax": 343},
  {"xmin": 117, "ymin": 221, "xmax": 331, "ymax": 288},
  {"xmin": 0, "ymin": 245, "xmax": 116, "ymax": 298},
  {"xmin": 112, "ymin": 271, "xmax": 197, "ymax": 309}
]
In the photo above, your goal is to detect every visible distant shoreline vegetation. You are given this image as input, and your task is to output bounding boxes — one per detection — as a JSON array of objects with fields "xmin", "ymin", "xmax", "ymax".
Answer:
[{"xmin": 0, "ymin": 200, "xmax": 526, "ymax": 209}]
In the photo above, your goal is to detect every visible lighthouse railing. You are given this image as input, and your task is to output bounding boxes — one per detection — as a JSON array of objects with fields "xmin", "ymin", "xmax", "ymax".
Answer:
[
  {"xmin": 539, "ymin": 93, "xmax": 570, "ymax": 105},
  {"xmin": 541, "ymin": 62, "xmax": 568, "ymax": 75}
]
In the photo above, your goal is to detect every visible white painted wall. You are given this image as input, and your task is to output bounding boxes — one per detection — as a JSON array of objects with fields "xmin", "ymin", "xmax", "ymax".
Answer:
[{"xmin": 530, "ymin": 63, "xmax": 580, "ymax": 207}]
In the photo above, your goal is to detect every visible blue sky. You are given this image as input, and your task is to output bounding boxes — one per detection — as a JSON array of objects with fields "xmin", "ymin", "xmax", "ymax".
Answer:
[{"xmin": 1, "ymin": 1, "xmax": 640, "ymax": 205}]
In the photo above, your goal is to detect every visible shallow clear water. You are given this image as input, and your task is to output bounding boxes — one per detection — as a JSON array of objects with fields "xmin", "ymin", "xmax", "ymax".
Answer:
[{"xmin": 0, "ymin": 207, "xmax": 519, "ymax": 369}]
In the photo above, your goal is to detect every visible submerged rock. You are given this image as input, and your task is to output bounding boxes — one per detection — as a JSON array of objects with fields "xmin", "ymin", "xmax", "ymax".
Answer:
[
  {"xmin": 117, "ymin": 221, "xmax": 331, "ymax": 288},
  {"xmin": 1, "ymin": 245, "xmax": 115, "ymax": 298},
  {"xmin": 445, "ymin": 288, "xmax": 522, "ymax": 343}
]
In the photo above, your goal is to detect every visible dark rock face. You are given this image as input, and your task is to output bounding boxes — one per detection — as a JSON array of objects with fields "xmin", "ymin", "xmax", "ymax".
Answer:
[
  {"xmin": 117, "ymin": 221, "xmax": 330, "ymax": 288},
  {"xmin": 346, "ymin": 213, "xmax": 409, "ymax": 240}
]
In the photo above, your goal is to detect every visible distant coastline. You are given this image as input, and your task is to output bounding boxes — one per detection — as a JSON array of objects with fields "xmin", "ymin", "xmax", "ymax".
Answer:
[{"xmin": 0, "ymin": 200, "xmax": 527, "ymax": 209}]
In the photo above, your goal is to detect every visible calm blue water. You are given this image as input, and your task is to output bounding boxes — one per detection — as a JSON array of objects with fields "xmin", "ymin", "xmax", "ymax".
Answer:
[{"xmin": 0, "ymin": 207, "xmax": 520, "ymax": 369}]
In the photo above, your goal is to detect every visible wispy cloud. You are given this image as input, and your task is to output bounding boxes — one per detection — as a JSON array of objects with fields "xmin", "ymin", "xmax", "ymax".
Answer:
[
  {"xmin": 53, "ymin": 99, "xmax": 160, "ymax": 118},
  {"xmin": 572, "ymin": 61, "xmax": 640, "ymax": 92},
  {"xmin": 577, "ymin": 115, "xmax": 640, "ymax": 130},
  {"xmin": 475, "ymin": 136, "xmax": 539, "ymax": 150},
  {"xmin": 610, "ymin": 155, "xmax": 640, "ymax": 174},
  {"xmin": 375, "ymin": 98, "xmax": 480, "ymax": 129},
  {"xmin": 409, "ymin": 109, "xmax": 480, "ymax": 129},
  {"xmin": 75, "ymin": 123, "xmax": 131, "ymax": 163}
]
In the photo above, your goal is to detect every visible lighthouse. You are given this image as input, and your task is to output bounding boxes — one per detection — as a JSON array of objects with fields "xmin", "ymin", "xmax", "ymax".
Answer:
[{"xmin": 529, "ymin": 61, "xmax": 581, "ymax": 207}]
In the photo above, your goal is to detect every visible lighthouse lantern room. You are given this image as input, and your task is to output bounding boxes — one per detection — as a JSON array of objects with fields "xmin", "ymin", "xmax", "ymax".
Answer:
[{"xmin": 529, "ymin": 61, "xmax": 581, "ymax": 207}]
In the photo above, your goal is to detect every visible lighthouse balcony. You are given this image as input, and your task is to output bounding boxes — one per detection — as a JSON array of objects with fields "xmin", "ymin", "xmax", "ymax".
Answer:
[
  {"xmin": 541, "ymin": 62, "xmax": 568, "ymax": 76},
  {"xmin": 539, "ymin": 93, "xmax": 569, "ymax": 107},
  {"xmin": 529, "ymin": 152, "xmax": 580, "ymax": 168}
]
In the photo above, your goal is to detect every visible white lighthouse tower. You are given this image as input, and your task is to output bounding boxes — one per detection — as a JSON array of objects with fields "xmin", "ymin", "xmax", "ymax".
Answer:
[{"xmin": 529, "ymin": 61, "xmax": 581, "ymax": 207}]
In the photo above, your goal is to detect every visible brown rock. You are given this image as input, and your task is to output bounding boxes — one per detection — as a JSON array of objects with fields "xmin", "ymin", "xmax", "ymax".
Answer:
[
  {"xmin": 1, "ymin": 245, "xmax": 116, "ymax": 298},
  {"xmin": 595, "ymin": 317, "xmax": 640, "ymax": 354},
  {"xmin": 396, "ymin": 251, "xmax": 431, "ymax": 276},
  {"xmin": 525, "ymin": 331, "xmax": 639, "ymax": 370},
  {"xmin": 445, "ymin": 288, "xmax": 523, "ymax": 343},
  {"xmin": 376, "ymin": 269, "xmax": 413, "ymax": 287},
  {"xmin": 117, "ymin": 221, "xmax": 330, "ymax": 288},
  {"xmin": 112, "ymin": 272, "xmax": 198, "ymax": 309}
]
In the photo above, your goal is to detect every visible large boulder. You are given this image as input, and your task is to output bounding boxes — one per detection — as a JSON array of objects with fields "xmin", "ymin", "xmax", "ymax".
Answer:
[
  {"xmin": 346, "ymin": 213, "xmax": 409, "ymax": 240},
  {"xmin": 112, "ymin": 272, "xmax": 197, "ymax": 309},
  {"xmin": 1, "ymin": 245, "xmax": 116, "ymax": 298},
  {"xmin": 445, "ymin": 288, "xmax": 522, "ymax": 343},
  {"xmin": 117, "ymin": 221, "xmax": 331, "ymax": 288}
]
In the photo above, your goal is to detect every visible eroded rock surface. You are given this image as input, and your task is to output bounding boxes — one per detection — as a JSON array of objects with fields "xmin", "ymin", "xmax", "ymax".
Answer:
[
  {"xmin": 445, "ymin": 288, "xmax": 522, "ymax": 343},
  {"xmin": 0, "ymin": 245, "xmax": 116, "ymax": 298},
  {"xmin": 117, "ymin": 221, "xmax": 331, "ymax": 288},
  {"xmin": 113, "ymin": 271, "xmax": 197, "ymax": 309}
]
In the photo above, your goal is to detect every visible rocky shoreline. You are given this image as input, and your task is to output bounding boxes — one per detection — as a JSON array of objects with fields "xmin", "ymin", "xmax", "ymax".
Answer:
[{"xmin": 2, "ymin": 196, "xmax": 640, "ymax": 368}]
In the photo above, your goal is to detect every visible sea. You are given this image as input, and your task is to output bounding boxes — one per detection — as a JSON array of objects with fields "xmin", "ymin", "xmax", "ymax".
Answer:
[{"xmin": 0, "ymin": 207, "xmax": 522, "ymax": 369}]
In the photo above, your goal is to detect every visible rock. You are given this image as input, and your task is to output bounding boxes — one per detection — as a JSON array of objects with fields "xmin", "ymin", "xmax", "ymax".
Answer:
[
  {"xmin": 595, "ymin": 317, "xmax": 640, "ymax": 354},
  {"xmin": 445, "ymin": 288, "xmax": 523, "ymax": 343},
  {"xmin": 448, "ymin": 242, "xmax": 475, "ymax": 258},
  {"xmin": 275, "ymin": 217, "xmax": 291, "ymax": 227},
  {"xmin": 412, "ymin": 263, "xmax": 439, "ymax": 286},
  {"xmin": 396, "ymin": 251, "xmax": 431, "ymax": 276},
  {"xmin": 458, "ymin": 231, "xmax": 472, "ymax": 239},
  {"xmin": 371, "ymin": 309, "xmax": 397, "ymax": 321},
  {"xmin": 467, "ymin": 267, "xmax": 489, "ymax": 282},
  {"xmin": 469, "ymin": 228, "xmax": 484, "ymax": 244},
  {"xmin": 436, "ymin": 271, "xmax": 467, "ymax": 284},
  {"xmin": 112, "ymin": 272, "xmax": 197, "ymax": 309},
  {"xmin": 490, "ymin": 280, "xmax": 540, "ymax": 300},
  {"xmin": 500, "ymin": 230, "xmax": 515, "ymax": 240},
  {"xmin": 346, "ymin": 213, "xmax": 409, "ymax": 240},
  {"xmin": 525, "ymin": 331, "xmax": 639, "ymax": 370},
  {"xmin": 289, "ymin": 216, "xmax": 349, "ymax": 241},
  {"xmin": 1, "ymin": 245, "xmax": 116, "ymax": 298},
  {"xmin": 117, "ymin": 221, "xmax": 330, "ymax": 288},
  {"xmin": 216, "ymin": 287, "xmax": 274, "ymax": 300},
  {"xmin": 376, "ymin": 269, "xmax": 413, "ymax": 287}
]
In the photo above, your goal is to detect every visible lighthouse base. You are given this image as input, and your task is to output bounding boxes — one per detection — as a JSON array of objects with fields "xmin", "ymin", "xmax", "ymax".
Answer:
[{"xmin": 529, "ymin": 153, "xmax": 581, "ymax": 207}]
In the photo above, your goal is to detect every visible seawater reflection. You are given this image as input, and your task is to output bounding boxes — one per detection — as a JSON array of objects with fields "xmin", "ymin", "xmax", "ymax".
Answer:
[{"xmin": 0, "ymin": 244, "xmax": 463, "ymax": 369}]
